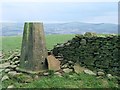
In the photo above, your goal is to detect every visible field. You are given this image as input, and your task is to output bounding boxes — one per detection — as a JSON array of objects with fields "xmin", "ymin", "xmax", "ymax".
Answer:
[
  {"xmin": 1, "ymin": 34, "xmax": 119, "ymax": 88},
  {"xmin": 1, "ymin": 34, "xmax": 75, "ymax": 58},
  {"xmin": 1, "ymin": 34, "xmax": 112, "ymax": 56}
]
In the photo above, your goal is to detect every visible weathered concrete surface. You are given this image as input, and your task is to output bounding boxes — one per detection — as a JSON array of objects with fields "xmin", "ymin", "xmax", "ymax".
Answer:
[
  {"xmin": 20, "ymin": 22, "xmax": 47, "ymax": 71},
  {"xmin": 47, "ymin": 55, "xmax": 60, "ymax": 71}
]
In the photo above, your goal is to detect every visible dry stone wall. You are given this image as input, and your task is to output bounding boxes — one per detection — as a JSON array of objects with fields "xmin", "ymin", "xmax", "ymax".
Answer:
[{"xmin": 53, "ymin": 33, "xmax": 120, "ymax": 76}]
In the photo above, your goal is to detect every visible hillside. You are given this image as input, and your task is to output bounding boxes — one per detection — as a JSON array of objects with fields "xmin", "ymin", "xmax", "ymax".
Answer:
[
  {"xmin": 1, "ymin": 34, "xmax": 75, "ymax": 58},
  {"xmin": 1, "ymin": 22, "xmax": 117, "ymax": 36},
  {"xmin": 1, "ymin": 34, "xmax": 119, "ymax": 89}
]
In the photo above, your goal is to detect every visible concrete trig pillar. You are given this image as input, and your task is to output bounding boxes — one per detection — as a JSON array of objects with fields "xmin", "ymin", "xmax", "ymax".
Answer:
[{"xmin": 20, "ymin": 22, "xmax": 47, "ymax": 71}]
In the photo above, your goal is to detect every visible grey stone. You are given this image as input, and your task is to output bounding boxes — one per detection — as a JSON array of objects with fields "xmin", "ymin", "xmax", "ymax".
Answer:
[
  {"xmin": 9, "ymin": 65, "xmax": 17, "ymax": 69},
  {"xmin": 8, "ymin": 52, "xmax": 19, "ymax": 60},
  {"xmin": 4, "ymin": 69, "xmax": 11, "ymax": 73},
  {"xmin": 97, "ymin": 71, "xmax": 105, "ymax": 76},
  {"xmin": 97, "ymin": 69, "xmax": 104, "ymax": 72},
  {"xmin": 7, "ymin": 85, "xmax": 15, "ymax": 88},
  {"xmin": 84, "ymin": 69, "xmax": 96, "ymax": 76},
  {"xmin": 34, "ymin": 75, "xmax": 39, "ymax": 80},
  {"xmin": 65, "ymin": 42, "xmax": 70, "ymax": 46},
  {"xmin": 61, "ymin": 64, "xmax": 68, "ymax": 69},
  {"xmin": 43, "ymin": 72, "xmax": 49, "ymax": 76},
  {"xmin": 96, "ymin": 76, "xmax": 103, "ymax": 79},
  {"xmin": 14, "ymin": 61, "xmax": 20, "ymax": 65},
  {"xmin": 24, "ymin": 76, "xmax": 33, "ymax": 83},
  {"xmin": 68, "ymin": 61, "xmax": 74, "ymax": 64},
  {"xmin": 54, "ymin": 72, "xmax": 62, "ymax": 76},
  {"xmin": 8, "ymin": 71, "xmax": 18, "ymax": 77},
  {"xmin": 80, "ymin": 39, "xmax": 86, "ymax": 45},
  {"xmin": 73, "ymin": 64, "xmax": 86, "ymax": 74},
  {"xmin": 1, "ymin": 75, "xmax": 9, "ymax": 81},
  {"xmin": 69, "ymin": 75, "xmax": 74, "ymax": 78},
  {"xmin": 11, "ymin": 62, "xmax": 15, "ymax": 65},
  {"xmin": 12, "ymin": 57, "xmax": 19, "ymax": 62},
  {"xmin": 0, "ymin": 74, "xmax": 2, "ymax": 80},
  {"xmin": 107, "ymin": 74, "xmax": 114, "ymax": 79},
  {"xmin": 0, "ymin": 62, "xmax": 10, "ymax": 69},
  {"xmin": 63, "ymin": 68, "xmax": 73, "ymax": 73},
  {"xmin": 47, "ymin": 55, "xmax": 61, "ymax": 71},
  {"xmin": 17, "ymin": 64, "xmax": 20, "ymax": 66},
  {"xmin": 0, "ymin": 52, "xmax": 2, "ymax": 57},
  {"xmin": 84, "ymin": 32, "xmax": 97, "ymax": 37},
  {"xmin": 15, "ymin": 67, "xmax": 38, "ymax": 75}
]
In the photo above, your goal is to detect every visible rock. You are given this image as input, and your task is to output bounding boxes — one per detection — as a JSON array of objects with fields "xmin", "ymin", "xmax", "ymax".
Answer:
[
  {"xmin": 1, "ymin": 75, "xmax": 9, "ymax": 81},
  {"xmin": 43, "ymin": 72, "xmax": 49, "ymax": 76},
  {"xmin": 97, "ymin": 71, "xmax": 105, "ymax": 76},
  {"xmin": 0, "ymin": 74, "xmax": 2, "ymax": 80},
  {"xmin": 96, "ymin": 76, "xmax": 104, "ymax": 79},
  {"xmin": 73, "ymin": 64, "xmax": 86, "ymax": 74},
  {"xmin": 17, "ymin": 64, "xmax": 20, "ymax": 66},
  {"xmin": 7, "ymin": 85, "xmax": 15, "ymax": 88},
  {"xmin": 16, "ymin": 53, "xmax": 21, "ymax": 57},
  {"xmin": 0, "ymin": 62, "xmax": 10, "ymax": 69},
  {"xmin": 84, "ymin": 69, "xmax": 96, "ymax": 76},
  {"xmin": 54, "ymin": 72, "xmax": 62, "ymax": 77},
  {"xmin": 47, "ymin": 55, "xmax": 61, "ymax": 71},
  {"xmin": 34, "ymin": 75, "xmax": 39, "ymax": 80},
  {"xmin": 80, "ymin": 39, "xmax": 86, "ymax": 45},
  {"xmin": 56, "ymin": 44, "xmax": 64, "ymax": 48},
  {"xmin": 97, "ymin": 69, "xmax": 104, "ymax": 72},
  {"xmin": 68, "ymin": 61, "xmax": 74, "ymax": 64},
  {"xmin": 107, "ymin": 74, "xmax": 112, "ymax": 77},
  {"xmin": 61, "ymin": 64, "xmax": 68, "ymax": 69},
  {"xmin": 0, "ymin": 59, "xmax": 8, "ymax": 64},
  {"xmin": 107, "ymin": 74, "xmax": 114, "ymax": 80},
  {"xmin": 0, "ymin": 52, "xmax": 2, "ymax": 57},
  {"xmin": 4, "ymin": 69, "xmax": 11, "ymax": 73},
  {"xmin": 9, "ymin": 65, "xmax": 17, "ymax": 69},
  {"xmin": 24, "ymin": 76, "xmax": 33, "ymax": 83},
  {"xmin": 15, "ymin": 67, "xmax": 38, "ymax": 75},
  {"xmin": 10, "ymin": 61, "xmax": 13, "ymax": 65},
  {"xmin": 14, "ymin": 73, "xmax": 33, "ymax": 83},
  {"xmin": 69, "ymin": 75, "xmax": 74, "ymax": 78},
  {"xmin": 10, "ymin": 61, "xmax": 15, "ymax": 65},
  {"xmin": 8, "ymin": 71, "xmax": 18, "ymax": 77},
  {"xmin": 8, "ymin": 52, "xmax": 19, "ymax": 60},
  {"xmin": 0, "ymin": 69, "xmax": 4, "ymax": 73},
  {"xmin": 10, "ymin": 60, "xmax": 13, "ymax": 63},
  {"xmin": 12, "ymin": 57, "xmax": 19, "ymax": 62},
  {"xmin": 63, "ymin": 68, "xmax": 73, "ymax": 73},
  {"xmin": 84, "ymin": 32, "xmax": 97, "ymax": 37},
  {"xmin": 14, "ymin": 61, "xmax": 20, "ymax": 65}
]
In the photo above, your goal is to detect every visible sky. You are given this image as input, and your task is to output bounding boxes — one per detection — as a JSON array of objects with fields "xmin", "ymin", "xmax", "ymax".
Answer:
[{"xmin": 0, "ymin": 1, "xmax": 119, "ymax": 24}]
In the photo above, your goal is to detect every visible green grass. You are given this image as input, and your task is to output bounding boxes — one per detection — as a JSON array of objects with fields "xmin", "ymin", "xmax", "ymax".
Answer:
[
  {"xmin": 1, "ymin": 34, "xmax": 75, "ymax": 58},
  {"xmin": 1, "ymin": 34, "xmax": 119, "ymax": 88},
  {"xmin": 1, "ymin": 34, "xmax": 116, "ymax": 54},
  {"xmin": 2, "ymin": 73, "xmax": 118, "ymax": 88}
]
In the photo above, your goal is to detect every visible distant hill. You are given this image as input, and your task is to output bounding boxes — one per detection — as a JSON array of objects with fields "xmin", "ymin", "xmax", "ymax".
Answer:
[{"xmin": 1, "ymin": 22, "xmax": 118, "ymax": 36}]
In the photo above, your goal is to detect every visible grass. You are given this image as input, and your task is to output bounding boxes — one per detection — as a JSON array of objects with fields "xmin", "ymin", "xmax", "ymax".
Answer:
[
  {"xmin": 1, "ymin": 34, "xmax": 116, "ymax": 54},
  {"xmin": 1, "ymin": 34, "xmax": 119, "ymax": 88},
  {"xmin": 1, "ymin": 34, "xmax": 75, "ymax": 58},
  {"xmin": 2, "ymin": 73, "xmax": 118, "ymax": 88}
]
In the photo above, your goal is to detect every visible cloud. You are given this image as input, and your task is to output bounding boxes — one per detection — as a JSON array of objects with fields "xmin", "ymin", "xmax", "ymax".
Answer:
[
  {"xmin": 0, "ymin": 0, "xmax": 119, "ymax": 2},
  {"xmin": 83, "ymin": 11, "xmax": 118, "ymax": 24},
  {"xmin": 1, "ymin": 2, "xmax": 118, "ymax": 24}
]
